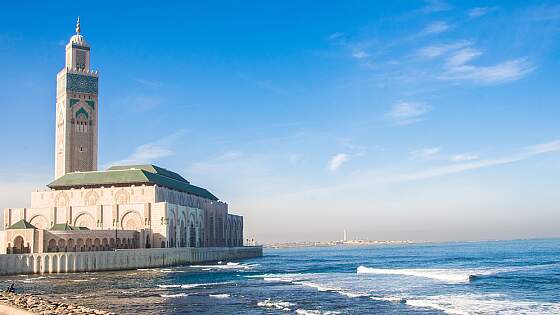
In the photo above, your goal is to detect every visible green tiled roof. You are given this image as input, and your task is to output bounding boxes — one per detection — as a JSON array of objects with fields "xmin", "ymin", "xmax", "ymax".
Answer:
[
  {"xmin": 107, "ymin": 164, "xmax": 189, "ymax": 183},
  {"xmin": 50, "ymin": 223, "xmax": 80, "ymax": 231},
  {"xmin": 7, "ymin": 219, "xmax": 37, "ymax": 230},
  {"xmin": 47, "ymin": 164, "xmax": 218, "ymax": 201}
]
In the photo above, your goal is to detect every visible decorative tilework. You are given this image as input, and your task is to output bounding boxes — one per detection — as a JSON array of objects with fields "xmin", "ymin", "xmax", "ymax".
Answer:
[
  {"xmin": 67, "ymin": 73, "xmax": 98, "ymax": 94},
  {"xmin": 85, "ymin": 100, "xmax": 95, "ymax": 109},
  {"xmin": 75, "ymin": 107, "xmax": 89, "ymax": 119},
  {"xmin": 70, "ymin": 99, "xmax": 80, "ymax": 107}
]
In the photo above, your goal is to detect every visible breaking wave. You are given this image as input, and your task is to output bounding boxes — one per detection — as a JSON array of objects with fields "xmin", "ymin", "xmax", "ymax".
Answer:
[
  {"xmin": 257, "ymin": 299, "xmax": 296, "ymax": 311},
  {"xmin": 189, "ymin": 262, "xmax": 255, "ymax": 270},
  {"xmin": 356, "ymin": 266, "xmax": 506, "ymax": 283},
  {"xmin": 403, "ymin": 294, "xmax": 560, "ymax": 315},
  {"xmin": 209, "ymin": 294, "xmax": 230, "ymax": 299}
]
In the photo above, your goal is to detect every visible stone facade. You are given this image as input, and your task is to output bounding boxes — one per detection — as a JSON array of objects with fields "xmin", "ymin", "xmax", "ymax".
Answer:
[{"xmin": 55, "ymin": 18, "xmax": 99, "ymax": 179}]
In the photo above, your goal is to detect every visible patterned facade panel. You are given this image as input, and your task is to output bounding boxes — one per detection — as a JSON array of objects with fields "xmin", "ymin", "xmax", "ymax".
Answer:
[{"xmin": 66, "ymin": 73, "xmax": 98, "ymax": 94}]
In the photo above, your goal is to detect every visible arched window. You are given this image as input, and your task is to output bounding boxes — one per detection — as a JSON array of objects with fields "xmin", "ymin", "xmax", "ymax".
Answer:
[
  {"xmin": 13, "ymin": 236, "xmax": 25, "ymax": 254},
  {"xmin": 189, "ymin": 222, "xmax": 196, "ymax": 247},
  {"xmin": 48, "ymin": 239, "xmax": 57, "ymax": 252}
]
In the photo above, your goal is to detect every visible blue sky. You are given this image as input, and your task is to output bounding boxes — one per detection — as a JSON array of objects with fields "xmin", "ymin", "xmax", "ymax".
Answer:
[{"xmin": 1, "ymin": 1, "xmax": 559, "ymax": 242}]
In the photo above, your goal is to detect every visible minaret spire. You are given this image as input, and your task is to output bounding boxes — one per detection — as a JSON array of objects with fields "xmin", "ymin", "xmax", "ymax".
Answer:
[{"xmin": 75, "ymin": 16, "xmax": 81, "ymax": 35}]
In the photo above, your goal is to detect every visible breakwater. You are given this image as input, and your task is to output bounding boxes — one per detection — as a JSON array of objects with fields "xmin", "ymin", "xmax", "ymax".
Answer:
[{"xmin": 0, "ymin": 246, "xmax": 262, "ymax": 276}]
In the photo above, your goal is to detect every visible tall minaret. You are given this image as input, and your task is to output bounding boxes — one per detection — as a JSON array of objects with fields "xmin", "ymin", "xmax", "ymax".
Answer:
[{"xmin": 55, "ymin": 17, "xmax": 99, "ymax": 179}]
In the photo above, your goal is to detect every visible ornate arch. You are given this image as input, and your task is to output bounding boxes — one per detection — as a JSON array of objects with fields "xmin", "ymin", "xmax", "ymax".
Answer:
[
  {"xmin": 114, "ymin": 189, "xmax": 130, "ymax": 205},
  {"xmin": 29, "ymin": 214, "xmax": 49, "ymax": 229},
  {"xmin": 54, "ymin": 192, "xmax": 70, "ymax": 208},
  {"xmin": 84, "ymin": 191, "xmax": 99, "ymax": 206},
  {"xmin": 120, "ymin": 211, "xmax": 143, "ymax": 230},
  {"xmin": 74, "ymin": 212, "xmax": 95, "ymax": 229}
]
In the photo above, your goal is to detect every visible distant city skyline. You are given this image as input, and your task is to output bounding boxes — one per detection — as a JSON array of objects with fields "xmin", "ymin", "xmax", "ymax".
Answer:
[{"xmin": 1, "ymin": 1, "xmax": 559, "ymax": 242}]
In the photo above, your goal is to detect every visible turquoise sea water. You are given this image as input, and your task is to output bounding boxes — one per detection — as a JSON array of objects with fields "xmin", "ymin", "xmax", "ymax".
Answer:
[{"xmin": 1, "ymin": 239, "xmax": 559, "ymax": 314}]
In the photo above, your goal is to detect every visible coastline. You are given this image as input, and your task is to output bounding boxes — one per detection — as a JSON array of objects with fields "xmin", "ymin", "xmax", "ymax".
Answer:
[{"xmin": 0, "ymin": 291, "xmax": 114, "ymax": 315}]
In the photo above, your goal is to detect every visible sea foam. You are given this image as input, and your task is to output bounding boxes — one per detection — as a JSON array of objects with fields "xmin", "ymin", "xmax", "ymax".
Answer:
[
  {"xmin": 356, "ymin": 266, "xmax": 499, "ymax": 283},
  {"xmin": 404, "ymin": 294, "xmax": 560, "ymax": 315},
  {"xmin": 160, "ymin": 293, "xmax": 189, "ymax": 298},
  {"xmin": 257, "ymin": 299, "xmax": 295, "ymax": 311}
]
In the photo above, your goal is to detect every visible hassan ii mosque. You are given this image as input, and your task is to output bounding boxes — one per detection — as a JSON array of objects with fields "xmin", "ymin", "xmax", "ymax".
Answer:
[{"xmin": 0, "ymin": 18, "xmax": 245, "ymax": 255}]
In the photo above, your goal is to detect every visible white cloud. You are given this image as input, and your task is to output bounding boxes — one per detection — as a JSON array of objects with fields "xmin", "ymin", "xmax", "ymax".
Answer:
[
  {"xmin": 328, "ymin": 153, "xmax": 349, "ymax": 172},
  {"xmin": 422, "ymin": 0, "xmax": 452, "ymax": 13},
  {"xmin": 352, "ymin": 50, "xmax": 369, "ymax": 59},
  {"xmin": 439, "ymin": 47, "xmax": 535, "ymax": 84},
  {"xmin": 451, "ymin": 154, "xmax": 480, "ymax": 162},
  {"xmin": 445, "ymin": 48, "xmax": 482, "ymax": 67},
  {"xmin": 328, "ymin": 32, "xmax": 345, "ymax": 41},
  {"xmin": 393, "ymin": 139, "xmax": 560, "ymax": 182},
  {"xmin": 525, "ymin": 140, "xmax": 560, "ymax": 154},
  {"xmin": 420, "ymin": 21, "xmax": 451, "ymax": 36},
  {"xmin": 386, "ymin": 101, "xmax": 431, "ymax": 125},
  {"xmin": 417, "ymin": 41, "xmax": 471, "ymax": 58},
  {"xmin": 105, "ymin": 130, "xmax": 186, "ymax": 167},
  {"xmin": 468, "ymin": 7, "xmax": 493, "ymax": 18},
  {"xmin": 410, "ymin": 147, "xmax": 441, "ymax": 160}
]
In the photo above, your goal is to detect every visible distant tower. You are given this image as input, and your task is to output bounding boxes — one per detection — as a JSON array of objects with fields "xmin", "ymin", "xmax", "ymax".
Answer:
[
  {"xmin": 55, "ymin": 17, "xmax": 99, "ymax": 179},
  {"xmin": 343, "ymin": 229, "xmax": 347, "ymax": 242}
]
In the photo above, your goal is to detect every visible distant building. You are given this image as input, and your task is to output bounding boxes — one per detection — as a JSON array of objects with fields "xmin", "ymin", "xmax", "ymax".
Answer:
[{"xmin": 1, "ymin": 19, "xmax": 243, "ymax": 254}]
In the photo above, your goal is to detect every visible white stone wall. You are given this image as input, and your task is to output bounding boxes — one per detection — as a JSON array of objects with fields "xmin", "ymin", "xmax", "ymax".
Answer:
[
  {"xmin": 4, "ymin": 184, "xmax": 243, "ymax": 251},
  {"xmin": 0, "ymin": 246, "xmax": 262, "ymax": 276}
]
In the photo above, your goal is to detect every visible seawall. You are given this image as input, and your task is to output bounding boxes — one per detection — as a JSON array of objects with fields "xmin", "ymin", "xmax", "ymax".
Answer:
[{"xmin": 0, "ymin": 246, "xmax": 262, "ymax": 276}]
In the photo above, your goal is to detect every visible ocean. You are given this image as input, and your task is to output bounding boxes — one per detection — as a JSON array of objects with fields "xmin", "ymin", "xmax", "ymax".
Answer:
[{"xmin": 1, "ymin": 239, "xmax": 559, "ymax": 314}]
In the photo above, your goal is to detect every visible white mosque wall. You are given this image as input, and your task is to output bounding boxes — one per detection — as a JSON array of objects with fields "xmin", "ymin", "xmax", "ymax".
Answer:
[{"xmin": 0, "ymin": 246, "xmax": 262, "ymax": 275}]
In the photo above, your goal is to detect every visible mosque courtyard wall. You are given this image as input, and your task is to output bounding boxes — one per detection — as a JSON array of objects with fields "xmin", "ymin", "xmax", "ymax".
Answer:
[{"xmin": 0, "ymin": 246, "xmax": 262, "ymax": 276}]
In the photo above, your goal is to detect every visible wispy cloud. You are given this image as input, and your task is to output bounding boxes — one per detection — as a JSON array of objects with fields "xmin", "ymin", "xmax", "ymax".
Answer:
[
  {"xmin": 417, "ymin": 41, "xmax": 471, "ymax": 58},
  {"xmin": 351, "ymin": 50, "xmax": 369, "ymax": 60},
  {"xmin": 114, "ymin": 95, "xmax": 164, "ymax": 112},
  {"xmin": 468, "ymin": 7, "xmax": 494, "ymax": 19},
  {"xmin": 386, "ymin": 101, "xmax": 431, "ymax": 125},
  {"xmin": 135, "ymin": 78, "xmax": 163, "ymax": 87},
  {"xmin": 421, "ymin": 0, "xmax": 452, "ymax": 13},
  {"xmin": 328, "ymin": 153, "xmax": 349, "ymax": 172},
  {"xmin": 328, "ymin": 32, "xmax": 345, "ymax": 41},
  {"xmin": 420, "ymin": 21, "xmax": 451, "ymax": 36},
  {"xmin": 410, "ymin": 147, "xmax": 441, "ymax": 160},
  {"xmin": 439, "ymin": 47, "xmax": 535, "ymax": 84},
  {"xmin": 392, "ymin": 139, "xmax": 560, "ymax": 182},
  {"xmin": 451, "ymin": 153, "xmax": 480, "ymax": 162},
  {"xmin": 105, "ymin": 130, "xmax": 186, "ymax": 167}
]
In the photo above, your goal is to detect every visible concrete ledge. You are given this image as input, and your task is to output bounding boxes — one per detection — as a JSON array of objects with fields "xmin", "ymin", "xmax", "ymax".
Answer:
[{"xmin": 0, "ymin": 246, "xmax": 262, "ymax": 276}]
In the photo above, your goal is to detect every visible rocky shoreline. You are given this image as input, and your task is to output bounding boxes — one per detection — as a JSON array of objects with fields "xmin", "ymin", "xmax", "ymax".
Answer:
[{"xmin": 0, "ymin": 291, "xmax": 115, "ymax": 315}]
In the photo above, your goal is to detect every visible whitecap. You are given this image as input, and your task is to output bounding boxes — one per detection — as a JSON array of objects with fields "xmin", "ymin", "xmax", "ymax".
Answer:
[
  {"xmin": 160, "ymin": 293, "xmax": 189, "ymax": 298},
  {"xmin": 257, "ymin": 299, "xmax": 295, "ymax": 311},
  {"xmin": 296, "ymin": 281, "xmax": 338, "ymax": 292},
  {"xmin": 295, "ymin": 309, "xmax": 340, "ymax": 315},
  {"xmin": 405, "ymin": 294, "xmax": 560, "ymax": 315},
  {"xmin": 356, "ymin": 266, "xmax": 499, "ymax": 283},
  {"xmin": 263, "ymin": 277, "xmax": 294, "ymax": 283},
  {"xmin": 370, "ymin": 296, "xmax": 407, "ymax": 303},
  {"xmin": 189, "ymin": 262, "xmax": 253, "ymax": 270},
  {"xmin": 336, "ymin": 291, "xmax": 368, "ymax": 298},
  {"xmin": 209, "ymin": 294, "xmax": 230, "ymax": 299},
  {"xmin": 157, "ymin": 284, "xmax": 182, "ymax": 289}
]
